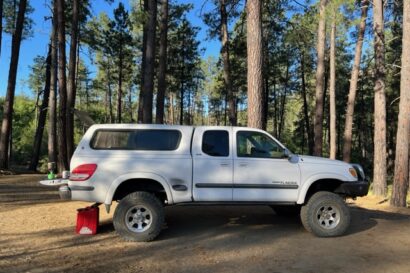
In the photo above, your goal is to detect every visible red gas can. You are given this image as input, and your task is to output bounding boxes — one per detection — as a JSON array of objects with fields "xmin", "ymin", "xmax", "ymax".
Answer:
[{"xmin": 76, "ymin": 206, "xmax": 99, "ymax": 235}]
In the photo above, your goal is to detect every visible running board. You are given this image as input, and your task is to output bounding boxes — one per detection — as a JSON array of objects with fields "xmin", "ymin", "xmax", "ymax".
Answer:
[{"xmin": 174, "ymin": 201, "xmax": 297, "ymax": 206}]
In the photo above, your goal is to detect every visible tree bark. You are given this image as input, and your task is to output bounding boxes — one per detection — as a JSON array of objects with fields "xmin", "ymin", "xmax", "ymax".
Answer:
[
  {"xmin": 169, "ymin": 93, "xmax": 174, "ymax": 124},
  {"xmin": 0, "ymin": 0, "xmax": 27, "ymax": 169},
  {"xmin": 313, "ymin": 0, "xmax": 328, "ymax": 156},
  {"xmin": 48, "ymin": 5, "xmax": 58, "ymax": 168},
  {"xmin": 391, "ymin": 0, "xmax": 410, "ymax": 207},
  {"xmin": 29, "ymin": 45, "xmax": 51, "ymax": 171},
  {"xmin": 66, "ymin": 0, "xmax": 79, "ymax": 159},
  {"xmin": 117, "ymin": 47, "xmax": 123, "ymax": 123},
  {"xmin": 300, "ymin": 52, "xmax": 314, "ymax": 154},
  {"xmin": 220, "ymin": 0, "xmax": 236, "ymax": 126},
  {"xmin": 342, "ymin": 0, "xmax": 369, "ymax": 162},
  {"xmin": 278, "ymin": 62, "xmax": 289, "ymax": 139},
  {"xmin": 155, "ymin": 0, "xmax": 168, "ymax": 124},
  {"xmin": 272, "ymin": 78, "xmax": 278, "ymax": 137},
  {"xmin": 142, "ymin": 0, "xmax": 157, "ymax": 123},
  {"xmin": 56, "ymin": 0, "xmax": 69, "ymax": 171},
  {"xmin": 180, "ymin": 81, "xmax": 184, "ymax": 125},
  {"xmin": 128, "ymin": 86, "xmax": 133, "ymax": 121},
  {"xmin": 372, "ymin": 0, "xmax": 387, "ymax": 196},
  {"xmin": 329, "ymin": 18, "xmax": 337, "ymax": 160},
  {"xmin": 0, "ymin": 0, "xmax": 3, "ymax": 57},
  {"xmin": 138, "ymin": 0, "xmax": 148, "ymax": 123},
  {"xmin": 107, "ymin": 67, "xmax": 114, "ymax": 123},
  {"xmin": 246, "ymin": 0, "xmax": 264, "ymax": 129}
]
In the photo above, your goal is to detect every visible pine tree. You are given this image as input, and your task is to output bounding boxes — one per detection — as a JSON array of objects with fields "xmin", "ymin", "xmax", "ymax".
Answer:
[
  {"xmin": 0, "ymin": 0, "xmax": 27, "ymax": 169},
  {"xmin": 155, "ymin": 0, "xmax": 169, "ymax": 124},
  {"xmin": 246, "ymin": 0, "xmax": 264, "ymax": 129},
  {"xmin": 343, "ymin": 0, "xmax": 369, "ymax": 162},
  {"xmin": 391, "ymin": 0, "xmax": 410, "ymax": 207},
  {"xmin": 313, "ymin": 0, "xmax": 328, "ymax": 156},
  {"xmin": 66, "ymin": 0, "xmax": 79, "ymax": 159},
  {"xmin": 372, "ymin": 0, "xmax": 387, "ymax": 196}
]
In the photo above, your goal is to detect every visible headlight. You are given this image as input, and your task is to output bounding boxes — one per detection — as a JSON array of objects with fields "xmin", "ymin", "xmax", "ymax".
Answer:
[
  {"xmin": 351, "ymin": 164, "xmax": 365, "ymax": 180},
  {"xmin": 349, "ymin": 168, "xmax": 358, "ymax": 178}
]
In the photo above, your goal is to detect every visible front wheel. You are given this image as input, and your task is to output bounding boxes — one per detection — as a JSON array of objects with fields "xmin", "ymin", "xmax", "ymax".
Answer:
[
  {"xmin": 113, "ymin": 191, "xmax": 164, "ymax": 242},
  {"xmin": 300, "ymin": 191, "xmax": 350, "ymax": 237}
]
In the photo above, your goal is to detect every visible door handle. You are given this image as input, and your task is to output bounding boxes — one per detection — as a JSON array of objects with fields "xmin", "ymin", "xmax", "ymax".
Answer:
[
  {"xmin": 220, "ymin": 163, "xmax": 230, "ymax": 167},
  {"xmin": 239, "ymin": 163, "xmax": 248, "ymax": 167}
]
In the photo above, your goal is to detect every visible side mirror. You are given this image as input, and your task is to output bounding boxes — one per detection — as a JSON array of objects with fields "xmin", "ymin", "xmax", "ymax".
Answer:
[{"xmin": 283, "ymin": 148, "xmax": 290, "ymax": 158}]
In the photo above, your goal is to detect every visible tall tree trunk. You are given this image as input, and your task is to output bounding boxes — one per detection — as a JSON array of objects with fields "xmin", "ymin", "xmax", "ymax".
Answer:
[
  {"xmin": 66, "ymin": 0, "xmax": 79, "ymax": 160},
  {"xmin": 391, "ymin": 0, "xmax": 410, "ymax": 207},
  {"xmin": 107, "ymin": 68, "xmax": 114, "ymax": 123},
  {"xmin": 142, "ymin": 0, "xmax": 157, "ymax": 123},
  {"xmin": 329, "ymin": 18, "xmax": 337, "ymax": 159},
  {"xmin": 117, "ymin": 48, "xmax": 123, "ymax": 123},
  {"xmin": 272, "ymin": 78, "xmax": 278, "ymax": 137},
  {"xmin": 263, "ymin": 77, "xmax": 269, "ymax": 129},
  {"xmin": 278, "ymin": 62, "xmax": 289, "ymax": 139},
  {"xmin": 372, "ymin": 0, "xmax": 387, "ymax": 196},
  {"xmin": 180, "ymin": 81, "xmax": 184, "ymax": 125},
  {"xmin": 128, "ymin": 86, "xmax": 133, "ymax": 121},
  {"xmin": 313, "ymin": 0, "xmax": 328, "ymax": 156},
  {"xmin": 342, "ymin": 0, "xmax": 369, "ymax": 162},
  {"xmin": 138, "ymin": 0, "xmax": 148, "ymax": 123},
  {"xmin": 48, "ymin": 7, "xmax": 58, "ymax": 168},
  {"xmin": 56, "ymin": 0, "xmax": 69, "ymax": 171},
  {"xmin": 300, "ymin": 52, "xmax": 314, "ymax": 154},
  {"xmin": 169, "ymin": 93, "xmax": 174, "ymax": 124},
  {"xmin": 246, "ymin": 0, "xmax": 264, "ymax": 129},
  {"xmin": 155, "ymin": 0, "xmax": 168, "ymax": 124},
  {"xmin": 0, "ymin": 0, "xmax": 27, "ymax": 169},
  {"xmin": 0, "ymin": 0, "xmax": 3, "ymax": 57},
  {"xmin": 220, "ymin": 0, "xmax": 236, "ymax": 126},
  {"xmin": 29, "ymin": 45, "xmax": 51, "ymax": 171}
]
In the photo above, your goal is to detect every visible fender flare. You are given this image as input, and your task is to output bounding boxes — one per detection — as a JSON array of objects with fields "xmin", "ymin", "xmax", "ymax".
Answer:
[
  {"xmin": 296, "ymin": 173, "xmax": 350, "ymax": 204},
  {"xmin": 104, "ymin": 172, "xmax": 174, "ymax": 205}
]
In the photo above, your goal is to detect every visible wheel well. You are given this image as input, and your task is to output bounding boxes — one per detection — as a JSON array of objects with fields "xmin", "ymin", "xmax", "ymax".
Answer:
[
  {"xmin": 304, "ymin": 179, "xmax": 344, "ymax": 203},
  {"xmin": 113, "ymin": 179, "xmax": 167, "ymax": 204}
]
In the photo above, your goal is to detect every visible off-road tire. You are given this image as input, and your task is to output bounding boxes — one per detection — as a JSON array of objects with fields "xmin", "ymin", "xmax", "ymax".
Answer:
[
  {"xmin": 113, "ymin": 191, "xmax": 164, "ymax": 242},
  {"xmin": 300, "ymin": 191, "xmax": 350, "ymax": 237}
]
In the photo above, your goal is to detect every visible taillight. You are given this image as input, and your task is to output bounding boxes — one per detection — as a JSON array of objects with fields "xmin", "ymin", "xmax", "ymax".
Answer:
[{"xmin": 70, "ymin": 164, "xmax": 97, "ymax": 181}]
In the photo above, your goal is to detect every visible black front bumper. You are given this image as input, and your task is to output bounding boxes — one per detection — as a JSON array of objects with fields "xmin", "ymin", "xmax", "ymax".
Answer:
[{"xmin": 335, "ymin": 180, "xmax": 369, "ymax": 197}]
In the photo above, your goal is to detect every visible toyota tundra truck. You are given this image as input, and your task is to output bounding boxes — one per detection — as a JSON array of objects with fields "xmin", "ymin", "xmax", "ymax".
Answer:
[{"xmin": 41, "ymin": 124, "xmax": 368, "ymax": 241}]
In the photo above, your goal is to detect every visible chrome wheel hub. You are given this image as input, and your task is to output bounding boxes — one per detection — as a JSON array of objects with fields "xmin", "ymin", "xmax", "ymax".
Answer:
[
  {"xmin": 125, "ymin": 206, "xmax": 152, "ymax": 233},
  {"xmin": 316, "ymin": 205, "xmax": 340, "ymax": 229}
]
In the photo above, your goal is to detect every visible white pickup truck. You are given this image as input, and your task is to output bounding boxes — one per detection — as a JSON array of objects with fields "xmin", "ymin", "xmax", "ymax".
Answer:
[{"xmin": 42, "ymin": 124, "xmax": 368, "ymax": 241}]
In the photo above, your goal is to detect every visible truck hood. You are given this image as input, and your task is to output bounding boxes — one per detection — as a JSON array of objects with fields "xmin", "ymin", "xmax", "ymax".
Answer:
[{"xmin": 298, "ymin": 155, "xmax": 349, "ymax": 167}]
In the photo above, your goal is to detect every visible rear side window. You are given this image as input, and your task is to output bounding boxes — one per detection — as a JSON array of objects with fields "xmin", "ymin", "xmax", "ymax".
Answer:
[
  {"xmin": 202, "ymin": 130, "xmax": 229, "ymax": 157},
  {"xmin": 91, "ymin": 129, "xmax": 181, "ymax": 151}
]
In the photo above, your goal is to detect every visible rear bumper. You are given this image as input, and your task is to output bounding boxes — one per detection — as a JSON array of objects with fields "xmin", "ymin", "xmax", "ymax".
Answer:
[{"xmin": 335, "ymin": 180, "xmax": 369, "ymax": 197}]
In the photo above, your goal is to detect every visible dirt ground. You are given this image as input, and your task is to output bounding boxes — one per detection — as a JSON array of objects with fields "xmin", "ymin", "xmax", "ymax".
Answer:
[{"xmin": 0, "ymin": 175, "xmax": 409, "ymax": 273}]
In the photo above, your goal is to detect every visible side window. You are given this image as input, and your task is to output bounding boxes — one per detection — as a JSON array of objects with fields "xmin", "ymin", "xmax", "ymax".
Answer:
[
  {"xmin": 91, "ymin": 130, "xmax": 181, "ymax": 150},
  {"xmin": 202, "ymin": 130, "xmax": 229, "ymax": 157},
  {"xmin": 91, "ymin": 130, "xmax": 132, "ymax": 149},
  {"xmin": 237, "ymin": 131, "xmax": 284, "ymax": 158}
]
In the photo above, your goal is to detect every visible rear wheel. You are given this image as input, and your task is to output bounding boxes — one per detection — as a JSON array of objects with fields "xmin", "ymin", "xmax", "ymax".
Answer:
[
  {"xmin": 113, "ymin": 191, "xmax": 164, "ymax": 242},
  {"xmin": 300, "ymin": 191, "xmax": 350, "ymax": 237}
]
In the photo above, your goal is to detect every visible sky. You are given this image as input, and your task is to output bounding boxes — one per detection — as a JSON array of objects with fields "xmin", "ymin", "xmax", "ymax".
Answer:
[{"xmin": 0, "ymin": 0, "xmax": 222, "ymax": 97}]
